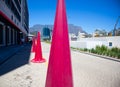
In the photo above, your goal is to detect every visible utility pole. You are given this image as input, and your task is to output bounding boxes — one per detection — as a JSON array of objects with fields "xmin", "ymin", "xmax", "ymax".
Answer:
[{"xmin": 113, "ymin": 16, "xmax": 120, "ymax": 36}]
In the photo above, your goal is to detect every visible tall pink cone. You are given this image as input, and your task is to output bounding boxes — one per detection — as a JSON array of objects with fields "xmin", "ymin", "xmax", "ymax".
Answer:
[
  {"xmin": 45, "ymin": 0, "xmax": 73, "ymax": 87},
  {"xmin": 31, "ymin": 32, "xmax": 46, "ymax": 63}
]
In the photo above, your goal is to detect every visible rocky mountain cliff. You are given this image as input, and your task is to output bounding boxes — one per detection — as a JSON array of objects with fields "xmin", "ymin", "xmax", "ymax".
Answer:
[{"xmin": 29, "ymin": 24, "xmax": 87, "ymax": 35}]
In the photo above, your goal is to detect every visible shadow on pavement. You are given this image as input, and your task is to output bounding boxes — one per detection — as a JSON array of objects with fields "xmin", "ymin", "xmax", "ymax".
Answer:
[{"xmin": 0, "ymin": 44, "xmax": 32, "ymax": 76}]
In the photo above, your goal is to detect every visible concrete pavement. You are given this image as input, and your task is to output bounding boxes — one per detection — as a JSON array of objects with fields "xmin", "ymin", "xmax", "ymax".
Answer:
[
  {"xmin": 0, "ymin": 42, "xmax": 120, "ymax": 87},
  {"xmin": 71, "ymin": 50, "xmax": 120, "ymax": 87},
  {"xmin": 0, "ymin": 45, "xmax": 25, "ymax": 65}
]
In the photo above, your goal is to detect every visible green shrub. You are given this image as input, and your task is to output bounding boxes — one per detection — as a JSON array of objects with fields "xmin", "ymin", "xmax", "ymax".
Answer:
[
  {"xmin": 102, "ymin": 51, "xmax": 107, "ymax": 55},
  {"xmin": 71, "ymin": 47, "xmax": 75, "ymax": 49},
  {"xmin": 71, "ymin": 46, "xmax": 120, "ymax": 59},
  {"xmin": 111, "ymin": 47, "xmax": 119, "ymax": 53},
  {"xmin": 76, "ymin": 48, "xmax": 79, "ymax": 50},
  {"xmin": 117, "ymin": 54, "xmax": 120, "ymax": 59},
  {"xmin": 109, "ymin": 52, "xmax": 113, "ymax": 57},
  {"xmin": 101, "ymin": 45, "xmax": 108, "ymax": 52},
  {"xmin": 96, "ymin": 50, "xmax": 100, "ymax": 54},
  {"xmin": 78, "ymin": 48, "xmax": 84, "ymax": 51},
  {"xmin": 84, "ymin": 48, "xmax": 88, "ymax": 51},
  {"xmin": 90, "ymin": 48, "xmax": 97, "ymax": 53},
  {"xmin": 112, "ymin": 52, "xmax": 117, "ymax": 58},
  {"xmin": 95, "ymin": 45, "xmax": 101, "ymax": 51},
  {"xmin": 88, "ymin": 49, "xmax": 91, "ymax": 52},
  {"xmin": 118, "ymin": 49, "xmax": 120, "ymax": 53},
  {"xmin": 95, "ymin": 45, "xmax": 108, "ymax": 55},
  {"xmin": 106, "ymin": 49, "xmax": 111, "ymax": 56},
  {"xmin": 106, "ymin": 51, "xmax": 110, "ymax": 56}
]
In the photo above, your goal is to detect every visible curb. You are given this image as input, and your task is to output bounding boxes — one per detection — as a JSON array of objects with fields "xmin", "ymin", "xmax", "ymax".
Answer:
[{"xmin": 71, "ymin": 49, "xmax": 120, "ymax": 63}]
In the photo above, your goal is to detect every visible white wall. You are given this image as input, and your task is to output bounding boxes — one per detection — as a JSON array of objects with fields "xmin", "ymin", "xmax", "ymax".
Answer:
[{"xmin": 70, "ymin": 36, "xmax": 120, "ymax": 49}]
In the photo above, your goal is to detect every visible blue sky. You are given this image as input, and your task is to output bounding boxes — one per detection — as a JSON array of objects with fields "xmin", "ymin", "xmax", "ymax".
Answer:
[{"xmin": 28, "ymin": 0, "xmax": 120, "ymax": 34}]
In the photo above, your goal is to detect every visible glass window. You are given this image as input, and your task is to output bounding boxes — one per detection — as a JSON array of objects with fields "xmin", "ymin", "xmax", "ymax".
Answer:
[{"xmin": 109, "ymin": 42, "xmax": 112, "ymax": 46}]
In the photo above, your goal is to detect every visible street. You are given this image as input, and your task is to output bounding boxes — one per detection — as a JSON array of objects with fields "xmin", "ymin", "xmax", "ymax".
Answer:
[{"xmin": 0, "ymin": 42, "xmax": 120, "ymax": 87}]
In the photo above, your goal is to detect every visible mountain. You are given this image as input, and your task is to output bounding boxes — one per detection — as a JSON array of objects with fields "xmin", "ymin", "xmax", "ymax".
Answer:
[{"xmin": 29, "ymin": 24, "xmax": 87, "ymax": 35}]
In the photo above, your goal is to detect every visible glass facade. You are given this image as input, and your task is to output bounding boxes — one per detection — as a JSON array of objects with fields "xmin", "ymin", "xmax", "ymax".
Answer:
[
  {"xmin": 11, "ymin": 1, "xmax": 21, "ymax": 22},
  {"xmin": 14, "ymin": 0, "xmax": 21, "ymax": 12},
  {"xmin": 0, "ymin": 0, "xmax": 29, "ymax": 47},
  {"xmin": 5, "ymin": 0, "xmax": 21, "ymax": 22},
  {"xmin": 43, "ymin": 28, "xmax": 50, "ymax": 37}
]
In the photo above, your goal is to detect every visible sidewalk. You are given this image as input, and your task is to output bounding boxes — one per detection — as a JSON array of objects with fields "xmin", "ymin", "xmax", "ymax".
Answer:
[
  {"xmin": 0, "ymin": 42, "xmax": 120, "ymax": 87},
  {"xmin": 0, "ymin": 44, "xmax": 29, "ymax": 65},
  {"xmin": 0, "ymin": 42, "xmax": 48, "ymax": 87}
]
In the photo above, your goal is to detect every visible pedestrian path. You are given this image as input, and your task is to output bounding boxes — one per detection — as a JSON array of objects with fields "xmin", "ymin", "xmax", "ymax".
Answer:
[
  {"xmin": 0, "ymin": 42, "xmax": 120, "ymax": 87},
  {"xmin": 0, "ymin": 44, "xmax": 32, "ymax": 76},
  {"xmin": 0, "ymin": 45, "xmax": 25, "ymax": 65}
]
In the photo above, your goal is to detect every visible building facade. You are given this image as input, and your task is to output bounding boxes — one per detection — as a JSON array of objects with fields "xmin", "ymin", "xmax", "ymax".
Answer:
[
  {"xmin": 70, "ymin": 36, "xmax": 120, "ymax": 49},
  {"xmin": 42, "ymin": 27, "xmax": 51, "ymax": 41},
  {"xmin": 93, "ymin": 29, "xmax": 107, "ymax": 37},
  {"xmin": 0, "ymin": 0, "xmax": 29, "ymax": 47}
]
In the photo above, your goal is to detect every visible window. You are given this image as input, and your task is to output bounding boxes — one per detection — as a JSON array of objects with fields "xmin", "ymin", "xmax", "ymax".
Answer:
[
  {"xmin": 14, "ymin": 0, "xmax": 21, "ymax": 12},
  {"xmin": 11, "ymin": 1, "xmax": 21, "ymax": 22},
  {"xmin": 5, "ymin": 0, "xmax": 11, "ymax": 7},
  {"xmin": 109, "ymin": 42, "xmax": 112, "ymax": 46},
  {"xmin": 11, "ymin": 15, "xmax": 13, "ymax": 20}
]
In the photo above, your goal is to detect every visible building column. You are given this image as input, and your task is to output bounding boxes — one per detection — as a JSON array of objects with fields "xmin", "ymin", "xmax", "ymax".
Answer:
[
  {"xmin": 3, "ymin": 25, "xmax": 6, "ymax": 46},
  {"xmin": 12, "ymin": 29, "xmax": 15, "ymax": 44},
  {"xmin": 11, "ymin": 28, "xmax": 13, "ymax": 45},
  {"xmin": 14, "ymin": 30, "xmax": 17, "ymax": 44},
  {"xmin": 6, "ymin": 26, "xmax": 11, "ymax": 46},
  {"xmin": 0, "ymin": 22, "xmax": 4, "ymax": 47},
  {"xmin": 14, "ymin": 30, "xmax": 18, "ymax": 44},
  {"xmin": 8, "ymin": 27, "xmax": 11, "ymax": 45}
]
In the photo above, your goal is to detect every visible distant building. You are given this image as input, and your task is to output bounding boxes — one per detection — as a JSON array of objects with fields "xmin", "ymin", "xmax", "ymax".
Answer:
[
  {"xmin": 108, "ymin": 28, "xmax": 120, "ymax": 36},
  {"xmin": 108, "ymin": 32, "xmax": 112, "ymax": 36},
  {"xmin": 0, "ymin": 0, "xmax": 29, "ymax": 47},
  {"xmin": 115, "ymin": 28, "xmax": 120, "ymax": 36},
  {"xmin": 77, "ymin": 31, "xmax": 86, "ymax": 38},
  {"xmin": 42, "ymin": 27, "xmax": 51, "ymax": 40},
  {"xmin": 111, "ymin": 28, "xmax": 120, "ymax": 36},
  {"xmin": 69, "ymin": 33, "xmax": 77, "ymax": 41},
  {"xmin": 93, "ymin": 29, "xmax": 107, "ymax": 37},
  {"xmin": 27, "ymin": 33, "xmax": 34, "ymax": 42}
]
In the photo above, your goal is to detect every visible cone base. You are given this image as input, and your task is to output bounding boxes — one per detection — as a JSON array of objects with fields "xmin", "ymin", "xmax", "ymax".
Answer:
[{"xmin": 31, "ymin": 58, "xmax": 46, "ymax": 63}]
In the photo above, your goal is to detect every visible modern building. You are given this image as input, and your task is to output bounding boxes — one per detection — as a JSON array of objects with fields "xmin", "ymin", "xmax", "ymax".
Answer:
[
  {"xmin": 0, "ymin": 0, "xmax": 29, "ymax": 47},
  {"xmin": 77, "ymin": 31, "xmax": 87, "ymax": 39},
  {"xmin": 116, "ymin": 28, "xmax": 120, "ymax": 36},
  {"xmin": 69, "ymin": 33, "xmax": 77, "ymax": 41},
  {"xmin": 93, "ymin": 29, "xmax": 107, "ymax": 37},
  {"xmin": 42, "ymin": 27, "xmax": 51, "ymax": 41},
  {"xmin": 112, "ymin": 28, "xmax": 120, "ymax": 36},
  {"xmin": 108, "ymin": 28, "xmax": 120, "ymax": 36}
]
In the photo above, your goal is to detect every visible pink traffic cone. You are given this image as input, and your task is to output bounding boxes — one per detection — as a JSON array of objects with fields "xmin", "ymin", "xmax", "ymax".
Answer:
[
  {"xmin": 31, "ymin": 32, "xmax": 46, "ymax": 63},
  {"xmin": 45, "ymin": 0, "xmax": 73, "ymax": 87},
  {"xmin": 31, "ymin": 37, "xmax": 37, "ymax": 52}
]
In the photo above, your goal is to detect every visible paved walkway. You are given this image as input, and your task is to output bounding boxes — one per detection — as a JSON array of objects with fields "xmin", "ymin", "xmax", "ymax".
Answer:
[
  {"xmin": 0, "ymin": 44, "xmax": 25, "ymax": 65},
  {"xmin": 0, "ymin": 42, "xmax": 120, "ymax": 87}
]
